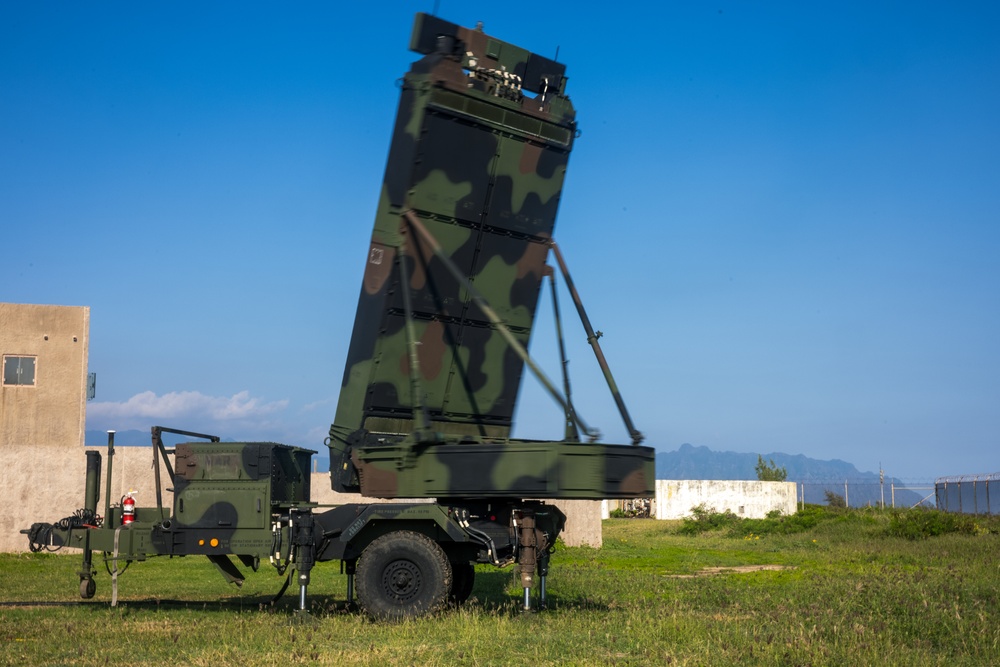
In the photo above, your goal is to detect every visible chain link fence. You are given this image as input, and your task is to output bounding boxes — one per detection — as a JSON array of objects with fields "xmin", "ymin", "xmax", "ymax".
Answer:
[
  {"xmin": 935, "ymin": 473, "xmax": 1000, "ymax": 515},
  {"xmin": 795, "ymin": 480, "xmax": 936, "ymax": 509}
]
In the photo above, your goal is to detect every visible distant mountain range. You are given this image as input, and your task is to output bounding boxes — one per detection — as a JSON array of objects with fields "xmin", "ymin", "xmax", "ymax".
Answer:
[
  {"xmin": 657, "ymin": 443, "xmax": 932, "ymax": 508},
  {"xmin": 84, "ymin": 431, "xmax": 932, "ymax": 507}
]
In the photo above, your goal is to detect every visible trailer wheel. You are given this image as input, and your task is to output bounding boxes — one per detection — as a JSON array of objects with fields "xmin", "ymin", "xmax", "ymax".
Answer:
[
  {"xmin": 449, "ymin": 562, "xmax": 475, "ymax": 604},
  {"xmin": 80, "ymin": 578, "xmax": 96, "ymax": 599},
  {"xmin": 356, "ymin": 531, "xmax": 452, "ymax": 620}
]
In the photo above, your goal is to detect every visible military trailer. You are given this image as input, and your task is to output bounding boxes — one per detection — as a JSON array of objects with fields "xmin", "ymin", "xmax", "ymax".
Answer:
[{"xmin": 24, "ymin": 13, "xmax": 655, "ymax": 620}]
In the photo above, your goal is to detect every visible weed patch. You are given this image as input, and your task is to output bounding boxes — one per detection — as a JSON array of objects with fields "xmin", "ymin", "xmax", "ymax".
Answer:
[
  {"xmin": 884, "ymin": 508, "xmax": 998, "ymax": 540},
  {"xmin": 675, "ymin": 504, "xmax": 742, "ymax": 535},
  {"xmin": 676, "ymin": 504, "xmax": 1000, "ymax": 543},
  {"xmin": 678, "ymin": 503, "xmax": 836, "ymax": 537}
]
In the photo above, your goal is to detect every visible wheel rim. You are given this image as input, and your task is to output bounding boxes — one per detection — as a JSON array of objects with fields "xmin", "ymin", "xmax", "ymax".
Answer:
[{"xmin": 381, "ymin": 559, "xmax": 421, "ymax": 602}]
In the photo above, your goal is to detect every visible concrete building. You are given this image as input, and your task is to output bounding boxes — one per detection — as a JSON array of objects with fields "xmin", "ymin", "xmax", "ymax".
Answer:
[
  {"xmin": 2, "ymin": 303, "xmax": 94, "ymax": 552},
  {"xmin": 1, "ymin": 303, "xmax": 90, "ymax": 448}
]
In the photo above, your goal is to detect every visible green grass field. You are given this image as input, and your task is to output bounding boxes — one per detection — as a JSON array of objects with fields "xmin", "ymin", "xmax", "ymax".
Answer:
[{"xmin": 2, "ymin": 507, "xmax": 998, "ymax": 666}]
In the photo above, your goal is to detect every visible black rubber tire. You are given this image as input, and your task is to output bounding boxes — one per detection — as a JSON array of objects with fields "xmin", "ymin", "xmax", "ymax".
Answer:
[
  {"xmin": 449, "ymin": 562, "xmax": 475, "ymax": 604},
  {"xmin": 80, "ymin": 578, "xmax": 96, "ymax": 599},
  {"xmin": 356, "ymin": 531, "xmax": 452, "ymax": 620}
]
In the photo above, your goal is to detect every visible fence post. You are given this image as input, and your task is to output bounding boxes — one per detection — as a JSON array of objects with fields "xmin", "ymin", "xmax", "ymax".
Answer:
[
  {"xmin": 891, "ymin": 483, "xmax": 895, "ymax": 508},
  {"xmin": 845, "ymin": 481, "xmax": 849, "ymax": 508}
]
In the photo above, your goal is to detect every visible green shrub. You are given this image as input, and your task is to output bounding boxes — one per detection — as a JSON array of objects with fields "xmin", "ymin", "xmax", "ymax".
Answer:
[
  {"xmin": 675, "ymin": 504, "xmax": 1000, "ymax": 541},
  {"xmin": 677, "ymin": 504, "xmax": 842, "ymax": 537},
  {"xmin": 885, "ymin": 508, "xmax": 991, "ymax": 540},
  {"xmin": 824, "ymin": 490, "xmax": 846, "ymax": 507},
  {"xmin": 735, "ymin": 504, "xmax": 832, "ymax": 537},
  {"xmin": 676, "ymin": 504, "xmax": 741, "ymax": 535},
  {"xmin": 755, "ymin": 455, "xmax": 787, "ymax": 481}
]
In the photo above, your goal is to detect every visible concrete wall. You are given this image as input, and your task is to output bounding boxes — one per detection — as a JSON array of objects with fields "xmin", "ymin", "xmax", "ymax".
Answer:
[
  {"xmin": 1, "ymin": 303, "xmax": 89, "ymax": 448},
  {"xmin": 3, "ymin": 444, "xmax": 172, "ymax": 553},
  {"xmin": 554, "ymin": 500, "xmax": 602, "ymax": 547},
  {"xmin": 3, "ymin": 443, "xmax": 602, "ymax": 552},
  {"xmin": 655, "ymin": 479, "xmax": 798, "ymax": 520}
]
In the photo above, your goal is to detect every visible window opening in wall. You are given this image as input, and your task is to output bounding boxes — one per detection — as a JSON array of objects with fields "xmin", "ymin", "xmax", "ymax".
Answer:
[{"xmin": 2, "ymin": 356, "xmax": 36, "ymax": 386}]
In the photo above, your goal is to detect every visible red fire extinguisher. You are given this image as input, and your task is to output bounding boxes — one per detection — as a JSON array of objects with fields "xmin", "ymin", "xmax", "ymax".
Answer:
[{"xmin": 122, "ymin": 491, "xmax": 136, "ymax": 525}]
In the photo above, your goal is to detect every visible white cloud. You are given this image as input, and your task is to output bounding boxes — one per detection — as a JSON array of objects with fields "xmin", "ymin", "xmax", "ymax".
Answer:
[
  {"xmin": 301, "ymin": 396, "xmax": 337, "ymax": 413},
  {"xmin": 88, "ymin": 390, "xmax": 290, "ymax": 433}
]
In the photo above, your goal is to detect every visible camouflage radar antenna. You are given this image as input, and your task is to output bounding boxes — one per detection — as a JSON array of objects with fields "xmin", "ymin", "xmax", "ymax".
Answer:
[
  {"xmin": 327, "ymin": 13, "xmax": 654, "ymax": 500},
  {"xmin": 330, "ymin": 16, "xmax": 574, "ymax": 443}
]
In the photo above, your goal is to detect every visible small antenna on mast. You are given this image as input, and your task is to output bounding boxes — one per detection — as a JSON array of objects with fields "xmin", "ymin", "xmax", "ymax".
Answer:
[
  {"xmin": 554, "ymin": 46, "xmax": 560, "ymax": 62},
  {"xmin": 432, "ymin": 0, "xmax": 440, "ymax": 16}
]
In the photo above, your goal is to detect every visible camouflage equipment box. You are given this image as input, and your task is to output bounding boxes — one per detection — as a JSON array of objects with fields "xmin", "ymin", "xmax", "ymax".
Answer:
[
  {"xmin": 328, "ymin": 14, "xmax": 655, "ymax": 499},
  {"xmin": 172, "ymin": 442, "xmax": 313, "ymax": 530}
]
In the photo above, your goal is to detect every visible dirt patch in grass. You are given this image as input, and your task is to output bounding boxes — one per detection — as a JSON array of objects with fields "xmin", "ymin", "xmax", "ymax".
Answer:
[{"xmin": 667, "ymin": 564, "xmax": 795, "ymax": 578}]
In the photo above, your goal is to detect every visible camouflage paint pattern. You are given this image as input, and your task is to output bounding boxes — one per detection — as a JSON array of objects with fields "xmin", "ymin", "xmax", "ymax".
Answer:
[
  {"xmin": 328, "ymin": 13, "xmax": 655, "ymax": 499},
  {"xmin": 333, "ymin": 13, "xmax": 575, "ymax": 439},
  {"xmin": 352, "ymin": 439, "xmax": 655, "ymax": 500}
]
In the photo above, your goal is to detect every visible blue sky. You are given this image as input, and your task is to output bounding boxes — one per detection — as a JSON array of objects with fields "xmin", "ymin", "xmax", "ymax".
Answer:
[{"xmin": 3, "ymin": 2, "xmax": 998, "ymax": 481}]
